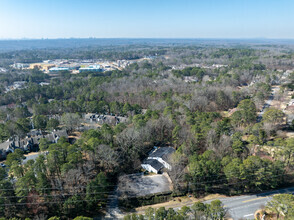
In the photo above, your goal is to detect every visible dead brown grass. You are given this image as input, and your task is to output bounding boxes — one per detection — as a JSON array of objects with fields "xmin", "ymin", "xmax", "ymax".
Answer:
[{"xmin": 135, "ymin": 194, "xmax": 227, "ymax": 214}]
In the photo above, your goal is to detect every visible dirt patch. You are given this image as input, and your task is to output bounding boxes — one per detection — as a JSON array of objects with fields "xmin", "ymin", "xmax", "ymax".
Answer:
[{"xmin": 286, "ymin": 132, "xmax": 294, "ymax": 138}]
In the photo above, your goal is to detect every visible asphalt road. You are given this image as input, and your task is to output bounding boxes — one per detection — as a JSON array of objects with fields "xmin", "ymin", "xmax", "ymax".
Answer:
[
  {"xmin": 22, "ymin": 152, "xmax": 43, "ymax": 164},
  {"xmin": 206, "ymin": 186, "xmax": 294, "ymax": 220},
  {"xmin": 257, "ymin": 86, "xmax": 279, "ymax": 122},
  {"xmin": 131, "ymin": 186, "xmax": 294, "ymax": 220}
]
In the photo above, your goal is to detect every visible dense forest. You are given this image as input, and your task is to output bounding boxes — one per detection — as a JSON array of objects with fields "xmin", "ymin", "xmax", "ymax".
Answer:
[{"xmin": 0, "ymin": 40, "xmax": 293, "ymax": 219}]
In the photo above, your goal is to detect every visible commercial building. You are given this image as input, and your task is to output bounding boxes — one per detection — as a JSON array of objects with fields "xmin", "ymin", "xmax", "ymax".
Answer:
[
  {"xmin": 29, "ymin": 63, "xmax": 55, "ymax": 71},
  {"xmin": 11, "ymin": 63, "xmax": 30, "ymax": 69},
  {"xmin": 79, "ymin": 65, "xmax": 103, "ymax": 73},
  {"xmin": 49, "ymin": 67, "xmax": 70, "ymax": 72}
]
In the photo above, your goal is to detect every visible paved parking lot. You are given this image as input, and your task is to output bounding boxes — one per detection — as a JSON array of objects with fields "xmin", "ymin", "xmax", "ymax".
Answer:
[{"xmin": 118, "ymin": 173, "xmax": 172, "ymax": 197}]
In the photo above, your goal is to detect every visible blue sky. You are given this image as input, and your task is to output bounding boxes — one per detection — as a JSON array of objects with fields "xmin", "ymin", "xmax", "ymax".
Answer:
[{"xmin": 0, "ymin": 0, "xmax": 293, "ymax": 39}]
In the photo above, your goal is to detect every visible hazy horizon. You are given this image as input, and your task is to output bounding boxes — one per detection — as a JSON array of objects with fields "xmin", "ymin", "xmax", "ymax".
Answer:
[
  {"xmin": 1, "ymin": 0, "xmax": 294, "ymax": 39},
  {"xmin": 1, "ymin": 37, "xmax": 294, "ymax": 40}
]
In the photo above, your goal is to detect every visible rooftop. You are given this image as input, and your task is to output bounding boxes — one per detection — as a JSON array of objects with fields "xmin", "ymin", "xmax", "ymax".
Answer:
[
  {"xmin": 79, "ymin": 64, "xmax": 101, "ymax": 70},
  {"xmin": 148, "ymin": 147, "xmax": 175, "ymax": 160},
  {"xmin": 142, "ymin": 159, "xmax": 163, "ymax": 171},
  {"xmin": 0, "ymin": 141, "xmax": 13, "ymax": 151},
  {"xmin": 49, "ymin": 67, "xmax": 70, "ymax": 71}
]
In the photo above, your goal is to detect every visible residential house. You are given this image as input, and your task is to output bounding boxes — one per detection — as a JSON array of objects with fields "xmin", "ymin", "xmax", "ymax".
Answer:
[
  {"xmin": 84, "ymin": 113, "xmax": 127, "ymax": 125},
  {"xmin": 141, "ymin": 147, "xmax": 175, "ymax": 173},
  {"xmin": 0, "ymin": 130, "xmax": 68, "ymax": 161},
  {"xmin": 141, "ymin": 159, "xmax": 164, "ymax": 174},
  {"xmin": 0, "ymin": 141, "xmax": 14, "ymax": 160}
]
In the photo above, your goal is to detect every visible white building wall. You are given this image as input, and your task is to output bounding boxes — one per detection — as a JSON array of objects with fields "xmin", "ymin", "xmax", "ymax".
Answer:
[
  {"xmin": 141, "ymin": 164, "xmax": 158, "ymax": 173},
  {"xmin": 157, "ymin": 158, "xmax": 171, "ymax": 170}
]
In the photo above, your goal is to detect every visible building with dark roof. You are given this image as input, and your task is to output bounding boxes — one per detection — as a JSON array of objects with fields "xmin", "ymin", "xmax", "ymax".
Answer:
[
  {"xmin": 0, "ymin": 141, "xmax": 14, "ymax": 160},
  {"xmin": 0, "ymin": 129, "xmax": 68, "ymax": 161},
  {"xmin": 141, "ymin": 147, "xmax": 175, "ymax": 173},
  {"xmin": 141, "ymin": 159, "xmax": 164, "ymax": 174}
]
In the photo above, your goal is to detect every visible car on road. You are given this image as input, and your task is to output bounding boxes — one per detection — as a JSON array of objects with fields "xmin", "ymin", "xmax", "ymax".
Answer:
[{"xmin": 0, "ymin": 163, "xmax": 6, "ymax": 168}]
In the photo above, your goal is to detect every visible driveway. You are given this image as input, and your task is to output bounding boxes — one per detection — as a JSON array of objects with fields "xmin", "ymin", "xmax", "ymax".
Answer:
[{"xmin": 22, "ymin": 152, "xmax": 44, "ymax": 164}]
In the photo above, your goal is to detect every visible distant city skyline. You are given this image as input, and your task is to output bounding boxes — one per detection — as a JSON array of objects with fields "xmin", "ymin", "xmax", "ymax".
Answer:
[{"xmin": 0, "ymin": 0, "xmax": 294, "ymax": 39}]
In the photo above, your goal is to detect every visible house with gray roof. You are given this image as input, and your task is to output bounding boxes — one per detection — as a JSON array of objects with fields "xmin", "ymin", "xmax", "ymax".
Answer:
[
  {"xmin": 0, "ymin": 141, "xmax": 14, "ymax": 160},
  {"xmin": 84, "ymin": 113, "xmax": 128, "ymax": 125},
  {"xmin": 0, "ymin": 129, "xmax": 68, "ymax": 161},
  {"xmin": 141, "ymin": 147, "xmax": 175, "ymax": 173}
]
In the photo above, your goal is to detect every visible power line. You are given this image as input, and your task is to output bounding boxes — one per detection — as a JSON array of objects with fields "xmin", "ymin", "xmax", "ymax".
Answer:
[
  {"xmin": 0, "ymin": 165, "xmax": 288, "ymax": 192},
  {"xmin": 0, "ymin": 173, "xmax": 287, "ymax": 206},
  {"xmin": 0, "ymin": 183, "xmax": 118, "ymax": 191},
  {"xmin": 0, "ymin": 197, "xmax": 110, "ymax": 207},
  {"xmin": 0, "ymin": 191, "xmax": 113, "ymax": 199},
  {"xmin": 0, "ymin": 171, "xmax": 280, "ymax": 193},
  {"xmin": 189, "ymin": 169, "xmax": 286, "ymax": 185},
  {"xmin": 186, "ymin": 164, "xmax": 289, "ymax": 179}
]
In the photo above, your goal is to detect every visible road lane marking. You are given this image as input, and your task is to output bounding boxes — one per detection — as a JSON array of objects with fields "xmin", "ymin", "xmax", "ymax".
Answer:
[
  {"xmin": 242, "ymin": 197, "xmax": 266, "ymax": 203},
  {"xmin": 220, "ymin": 195, "xmax": 251, "ymax": 202},
  {"xmin": 230, "ymin": 201, "xmax": 272, "ymax": 211},
  {"xmin": 244, "ymin": 214, "xmax": 254, "ymax": 217}
]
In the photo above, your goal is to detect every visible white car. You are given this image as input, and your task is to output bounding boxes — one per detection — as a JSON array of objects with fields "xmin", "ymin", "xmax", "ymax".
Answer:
[{"xmin": 0, "ymin": 163, "xmax": 6, "ymax": 168}]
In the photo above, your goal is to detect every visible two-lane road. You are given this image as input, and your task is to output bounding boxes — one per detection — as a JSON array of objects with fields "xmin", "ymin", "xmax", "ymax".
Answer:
[
  {"xmin": 257, "ymin": 86, "xmax": 280, "ymax": 122},
  {"xmin": 170, "ymin": 186, "xmax": 294, "ymax": 220},
  {"xmin": 210, "ymin": 186, "xmax": 294, "ymax": 219}
]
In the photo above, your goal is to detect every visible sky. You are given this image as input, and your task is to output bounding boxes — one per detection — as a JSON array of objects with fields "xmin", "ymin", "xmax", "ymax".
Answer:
[{"xmin": 0, "ymin": 0, "xmax": 294, "ymax": 39}]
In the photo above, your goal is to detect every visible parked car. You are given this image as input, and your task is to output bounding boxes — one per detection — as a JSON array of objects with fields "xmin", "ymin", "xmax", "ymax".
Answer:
[{"xmin": 0, "ymin": 163, "xmax": 6, "ymax": 168}]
